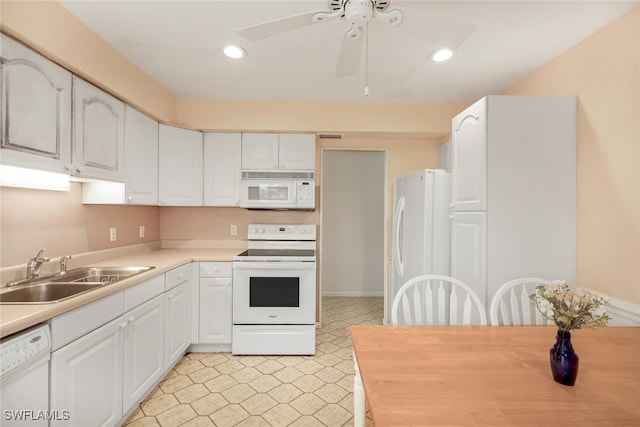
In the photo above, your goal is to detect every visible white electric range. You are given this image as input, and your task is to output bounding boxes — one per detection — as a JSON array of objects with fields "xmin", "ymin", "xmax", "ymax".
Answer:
[{"xmin": 232, "ymin": 224, "xmax": 316, "ymax": 355}]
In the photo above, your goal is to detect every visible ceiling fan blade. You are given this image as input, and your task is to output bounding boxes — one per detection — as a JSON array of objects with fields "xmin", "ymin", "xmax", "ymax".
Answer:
[
  {"xmin": 238, "ymin": 10, "xmax": 324, "ymax": 41},
  {"xmin": 335, "ymin": 29, "xmax": 366, "ymax": 77}
]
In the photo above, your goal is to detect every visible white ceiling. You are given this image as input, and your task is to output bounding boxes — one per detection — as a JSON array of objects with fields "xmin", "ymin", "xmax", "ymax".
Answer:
[{"xmin": 59, "ymin": 0, "xmax": 639, "ymax": 103}]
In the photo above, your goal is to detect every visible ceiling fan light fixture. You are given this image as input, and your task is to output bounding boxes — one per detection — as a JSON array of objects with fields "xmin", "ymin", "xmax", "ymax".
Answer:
[
  {"xmin": 223, "ymin": 45, "xmax": 247, "ymax": 59},
  {"xmin": 430, "ymin": 48, "xmax": 454, "ymax": 63}
]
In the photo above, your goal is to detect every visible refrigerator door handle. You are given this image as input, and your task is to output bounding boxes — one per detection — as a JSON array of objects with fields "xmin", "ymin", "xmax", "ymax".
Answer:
[{"xmin": 394, "ymin": 196, "xmax": 405, "ymax": 278}]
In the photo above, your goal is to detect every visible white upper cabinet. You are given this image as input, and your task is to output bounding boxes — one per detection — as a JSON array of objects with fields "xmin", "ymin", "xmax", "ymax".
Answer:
[
  {"xmin": 241, "ymin": 133, "xmax": 279, "ymax": 170},
  {"xmin": 72, "ymin": 76, "xmax": 125, "ymax": 181},
  {"xmin": 451, "ymin": 98, "xmax": 487, "ymax": 212},
  {"xmin": 204, "ymin": 132, "xmax": 241, "ymax": 206},
  {"xmin": 0, "ymin": 34, "xmax": 72, "ymax": 174},
  {"xmin": 278, "ymin": 133, "xmax": 316, "ymax": 170},
  {"xmin": 124, "ymin": 106, "xmax": 158, "ymax": 205},
  {"xmin": 241, "ymin": 133, "xmax": 315, "ymax": 171},
  {"xmin": 158, "ymin": 124, "xmax": 203, "ymax": 206}
]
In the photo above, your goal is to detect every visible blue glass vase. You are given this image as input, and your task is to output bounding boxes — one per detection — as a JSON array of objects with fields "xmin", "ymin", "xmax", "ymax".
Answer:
[{"xmin": 549, "ymin": 330, "xmax": 579, "ymax": 386}]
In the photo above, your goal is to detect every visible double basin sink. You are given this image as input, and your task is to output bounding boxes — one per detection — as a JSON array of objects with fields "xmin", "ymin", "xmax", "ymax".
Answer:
[{"xmin": 0, "ymin": 266, "xmax": 155, "ymax": 304}]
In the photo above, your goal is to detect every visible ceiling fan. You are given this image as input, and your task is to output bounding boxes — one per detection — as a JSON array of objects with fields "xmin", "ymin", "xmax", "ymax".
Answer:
[{"xmin": 238, "ymin": 0, "xmax": 476, "ymax": 79}]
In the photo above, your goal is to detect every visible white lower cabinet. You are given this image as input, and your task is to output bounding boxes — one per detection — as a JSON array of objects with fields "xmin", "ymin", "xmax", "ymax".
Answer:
[
  {"xmin": 50, "ymin": 315, "xmax": 125, "ymax": 427},
  {"xmin": 198, "ymin": 262, "xmax": 232, "ymax": 346},
  {"xmin": 451, "ymin": 212, "xmax": 488, "ymax": 305},
  {"xmin": 122, "ymin": 294, "xmax": 165, "ymax": 411},
  {"xmin": 165, "ymin": 281, "xmax": 191, "ymax": 368}
]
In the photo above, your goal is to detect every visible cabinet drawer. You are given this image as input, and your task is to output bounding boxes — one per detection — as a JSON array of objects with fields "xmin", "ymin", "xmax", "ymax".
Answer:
[
  {"xmin": 165, "ymin": 263, "xmax": 192, "ymax": 291},
  {"xmin": 199, "ymin": 262, "xmax": 232, "ymax": 278},
  {"xmin": 50, "ymin": 291, "xmax": 124, "ymax": 351},
  {"xmin": 124, "ymin": 275, "xmax": 165, "ymax": 312}
]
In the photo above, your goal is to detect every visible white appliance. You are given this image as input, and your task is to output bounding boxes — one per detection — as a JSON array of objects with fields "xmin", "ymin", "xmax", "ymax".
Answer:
[
  {"xmin": 232, "ymin": 224, "xmax": 316, "ymax": 355},
  {"xmin": 392, "ymin": 169, "xmax": 451, "ymax": 298},
  {"xmin": 450, "ymin": 95, "xmax": 576, "ymax": 308},
  {"xmin": 0, "ymin": 323, "xmax": 51, "ymax": 426},
  {"xmin": 240, "ymin": 171, "xmax": 315, "ymax": 209}
]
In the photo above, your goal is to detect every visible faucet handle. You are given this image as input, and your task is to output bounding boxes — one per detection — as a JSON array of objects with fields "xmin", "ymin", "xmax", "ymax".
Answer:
[
  {"xmin": 32, "ymin": 248, "xmax": 47, "ymax": 261},
  {"xmin": 60, "ymin": 255, "xmax": 72, "ymax": 273}
]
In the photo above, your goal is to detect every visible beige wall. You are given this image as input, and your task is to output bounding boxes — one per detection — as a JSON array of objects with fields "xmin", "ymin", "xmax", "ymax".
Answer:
[
  {"xmin": 506, "ymin": 6, "xmax": 640, "ymax": 304},
  {"xmin": 0, "ymin": 184, "xmax": 160, "ymax": 266}
]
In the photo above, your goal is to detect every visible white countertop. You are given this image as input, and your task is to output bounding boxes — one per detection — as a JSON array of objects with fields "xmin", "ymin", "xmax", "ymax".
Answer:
[{"xmin": 0, "ymin": 247, "xmax": 242, "ymax": 338}]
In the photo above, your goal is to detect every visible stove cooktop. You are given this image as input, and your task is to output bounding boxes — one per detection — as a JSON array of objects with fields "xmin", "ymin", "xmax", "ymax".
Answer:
[{"xmin": 235, "ymin": 249, "xmax": 315, "ymax": 258}]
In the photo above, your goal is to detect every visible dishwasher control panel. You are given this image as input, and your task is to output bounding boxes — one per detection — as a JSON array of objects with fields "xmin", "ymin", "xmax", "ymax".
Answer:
[{"xmin": 0, "ymin": 324, "xmax": 50, "ymax": 377}]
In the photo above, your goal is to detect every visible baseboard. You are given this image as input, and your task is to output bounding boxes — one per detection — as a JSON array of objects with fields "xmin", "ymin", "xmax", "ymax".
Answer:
[
  {"xmin": 321, "ymin": 292, "xmax": 384, "ymax": 297},
  {"xmin": 189, "ymin": 343, "xmax": 232, "ymax": 353}
]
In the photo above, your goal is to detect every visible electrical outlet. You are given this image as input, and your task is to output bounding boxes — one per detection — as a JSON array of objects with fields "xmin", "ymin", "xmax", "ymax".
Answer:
[
  {"xmin": 109, "ymin": 227, "xmax": 117, "ymax": 242},
  {"xmin": 230, "ymin": 225, "xmax": 237, "ymax": 236},
  {"xmin": 139, "ymin": 225, "xmax": 145, "ymax": 238}
]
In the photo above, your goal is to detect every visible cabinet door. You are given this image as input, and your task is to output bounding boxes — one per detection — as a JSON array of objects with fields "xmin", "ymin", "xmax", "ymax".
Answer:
[
  {"xmin": 50, "ymin": 316, "xmax": 124, "ymax": 427},
  {"xmin": 203, "ymin": 132, "xmax": 241, "ymax": 206},
  {"xmin": 165, "ymin": 281, "xmax": 191, "ymax": 369},
  {"xmin": 451, "ymin": 212, "xmax": 488, "ymax": 307},
  {"xmin": 199, "ymin": 277, "xmax": 232, "ymax": 344},
  {"xmin": 125, "ymin": 106, "xmax": 158, "ymax": 205},
  {"xmin": 72, "ymin": 76, "xmax": 125, "ymax": 181},
  {"xmin": 278, "ymin": 133, "xmax": 316, "ymax": 170},
  {"xmin": 241, "ymin": 133, "xmax": 278, "ymax": 170},
  {"xmin": 0, "ymin": 34, "xmax": 72, "ymax": 174},
  {"xmin": 158, "ymin": 124, "xmax": 203, "ymax": 205},
  {"xmin": 122, "ymin": 294, "xmax": 165, "ymax": 410},
  {"xmin": 451, "ymin": 98, "xmax": 487, "ymax": 211}
]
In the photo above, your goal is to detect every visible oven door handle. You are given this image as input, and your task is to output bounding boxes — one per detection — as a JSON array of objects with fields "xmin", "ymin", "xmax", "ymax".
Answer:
[{"xmin": 232, "ymin": 261, "xmax": 316, "ymax": 270}]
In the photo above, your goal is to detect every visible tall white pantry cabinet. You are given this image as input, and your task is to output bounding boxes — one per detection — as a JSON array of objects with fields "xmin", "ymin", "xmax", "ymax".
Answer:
[{"xmin": 450, "ymin": 95, "xmax": 577, "ymax": 307}]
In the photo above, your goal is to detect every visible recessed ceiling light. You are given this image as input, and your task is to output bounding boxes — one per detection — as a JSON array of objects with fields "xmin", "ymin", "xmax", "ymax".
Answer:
[
  {"xmin": 430, "ymin": 48, "xmax": 454, "ymax": 63},
  {"xmin": 223, "ymin": 45, "xmax": 247, "ymax": 59}
]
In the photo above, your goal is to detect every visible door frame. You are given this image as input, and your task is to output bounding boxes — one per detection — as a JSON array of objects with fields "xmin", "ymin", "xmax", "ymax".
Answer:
[{"xmin": 318, "ymin": 148, "xmax": 389, "ymax": 325}]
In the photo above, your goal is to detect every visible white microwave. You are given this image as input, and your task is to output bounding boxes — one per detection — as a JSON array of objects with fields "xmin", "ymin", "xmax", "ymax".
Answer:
[{"xmin": 240, "ymin": 171, "xmax": 315, "ymax": 209}]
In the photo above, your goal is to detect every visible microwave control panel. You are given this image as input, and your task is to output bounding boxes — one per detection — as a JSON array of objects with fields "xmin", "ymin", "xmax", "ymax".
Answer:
[{"xmin": 296, "ymin": 181, "xmax": 315, "ymax": 208}]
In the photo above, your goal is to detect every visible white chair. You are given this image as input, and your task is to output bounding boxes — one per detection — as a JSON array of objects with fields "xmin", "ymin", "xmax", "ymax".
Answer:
[
  {"xmin": 489, "ymin": 277, "xmax": 552, "ymax": 325},
  {"xmin": 391, "ymin": 274, "xmax": 487, "ymax": 326}
]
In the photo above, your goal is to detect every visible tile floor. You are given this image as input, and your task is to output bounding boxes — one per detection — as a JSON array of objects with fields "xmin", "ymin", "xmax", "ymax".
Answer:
[{"xmin": 123, "ymin": 297, "xmax": 383, "ymax": 427}]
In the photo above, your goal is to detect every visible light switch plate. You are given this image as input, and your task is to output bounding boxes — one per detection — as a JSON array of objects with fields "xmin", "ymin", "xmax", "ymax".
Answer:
[{"xmin": 109, "ymin": 227, "xmax": 117, "ymax": 242}]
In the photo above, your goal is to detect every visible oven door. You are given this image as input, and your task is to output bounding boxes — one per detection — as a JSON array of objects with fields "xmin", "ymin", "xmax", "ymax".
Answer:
[{"xmin": 232, "ymin": 261, "xmax": 316, "ymax": 324}]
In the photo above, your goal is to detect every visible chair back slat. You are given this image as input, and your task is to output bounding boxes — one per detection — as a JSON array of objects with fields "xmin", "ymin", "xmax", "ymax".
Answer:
[
  {"xmin": 391, "ymin": 274, "xmax": 487, "ymax": 326},
  {"xmin": 461, "ymin": 294, "xmax": 473, "ymax": 325},
  {"xmin": 449, "ymin": 285, "xmax": 459, "ymax": 325},
  {"xmin": 425, "ymin": 282, "xmax": 434, "ymax": 325}
]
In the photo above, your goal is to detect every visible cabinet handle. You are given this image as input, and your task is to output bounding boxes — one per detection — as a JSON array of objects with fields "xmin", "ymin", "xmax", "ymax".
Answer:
[
  {"xmin": 273, "ymin": 164, "xmax": 277, "ymax": 169},
  {"xmin": 178, "ymin": 274, "xmax": 184, "ymax": 279},
  {"xmin": 449, "ymin": 214, "xmax": 454, "ymax": 219},
  {"xmin": 64, "ymin": 164, "xmax": 74, "ymax": 172},
  {"xmin": 449, "ymin": 203, "xmax": 455, "ymax": 208},
  {"xmin": 128, "ymin": 196, "xmax": 133, "ymax": 201},
  {"xmin": 128, "ymin": 316, "xmax": 136, "ymax": 323},
  {"xmin": 76, "ymin": 166, "xmax": 85, "ymax": 173},
  {"xmin": 119, "ymin": 322, "xmax": 127, "ymax": 329},
  {"xmin": 167, "ymin": 294, "xmax": 174, "ymax": 299}
]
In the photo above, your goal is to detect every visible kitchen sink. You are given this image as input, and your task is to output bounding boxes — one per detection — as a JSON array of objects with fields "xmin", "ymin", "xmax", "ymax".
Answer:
[
  {"xmin": 0, "ymin": 282, "xmax": 104, "ymax": 304},
  {"xmin": 50, "ymin": 266, "xmax": 155, "ymax": 284},
  {"xmin": 0, "ymin": 266, "xmax": 155, "ymax": 304}
]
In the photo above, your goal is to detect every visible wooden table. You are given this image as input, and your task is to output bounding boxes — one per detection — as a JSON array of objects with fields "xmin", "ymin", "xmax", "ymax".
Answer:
[{"xmin": 350, "ymin": 325, "xmax": 640, "ymax": 426}]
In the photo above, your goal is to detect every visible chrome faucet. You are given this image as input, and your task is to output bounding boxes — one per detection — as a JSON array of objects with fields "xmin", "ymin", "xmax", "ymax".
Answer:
[
  {"xmin": 26, "ymin": 249, "xmax": 50, "ymax": 279},
  {"xmin": 59, "ymin": 255, "xmax": 72, "ymax": 274}
]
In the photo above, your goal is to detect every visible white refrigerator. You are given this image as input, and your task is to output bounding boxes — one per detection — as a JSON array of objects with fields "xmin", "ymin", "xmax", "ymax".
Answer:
[{"xmin": 392, "ymin": 169, "xmax": 451, "ymax": 298}]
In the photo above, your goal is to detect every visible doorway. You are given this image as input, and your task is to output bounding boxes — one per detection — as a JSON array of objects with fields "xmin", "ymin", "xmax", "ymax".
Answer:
[{"xmin": 320, "ymin": 150, "xmax": 386, "ymax": 300}]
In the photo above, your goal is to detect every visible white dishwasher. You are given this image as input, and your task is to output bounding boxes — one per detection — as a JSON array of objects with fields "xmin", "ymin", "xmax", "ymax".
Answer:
[{"xmin": 0, "ymin": 323, "xmax": 51, "ymax": 426}]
